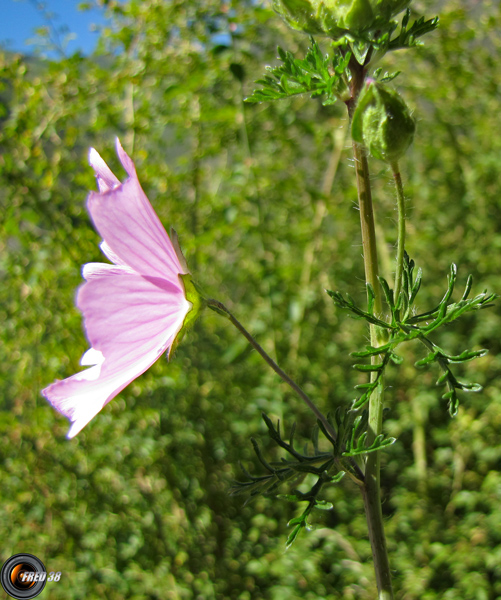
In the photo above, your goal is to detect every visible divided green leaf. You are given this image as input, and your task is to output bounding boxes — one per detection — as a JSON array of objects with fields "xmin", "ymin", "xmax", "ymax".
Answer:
[
  {"xmin": 387, "ymin": 10, "xmax": 439, "ymax": 51},
  {"xmin": 329, "ymin": 254, "xmax": 496, "ymax": 416},
  {"xmin": 246, "ymin": 38, "xmax": 350, "ymax": 105}
]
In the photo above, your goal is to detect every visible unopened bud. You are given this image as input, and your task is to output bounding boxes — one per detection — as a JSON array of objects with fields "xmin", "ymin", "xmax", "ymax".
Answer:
[
  {"xmin": 351, "ymin": 82, "xmax": 415, "ymax": 163},
  {"xmin": 271, "ymin": 0, "xmax": 411, "ymax": 40}
]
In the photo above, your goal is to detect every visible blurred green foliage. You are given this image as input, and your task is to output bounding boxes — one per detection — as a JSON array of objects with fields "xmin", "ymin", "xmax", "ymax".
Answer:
[{"xmin": 0, "ymin": 0, "xmax": 500, "ymax": 598}]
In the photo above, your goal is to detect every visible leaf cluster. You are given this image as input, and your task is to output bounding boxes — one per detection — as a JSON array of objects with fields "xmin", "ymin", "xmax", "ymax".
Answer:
[
  {"xmin": 339, "ymin": 410, "xmax": 396, "ymax": 457},
  {"xmin": 232, "ymin": 407, "xmax": 397, "ymax": 547},
  {"xmin": 231, "ymin": 413, "xmax": 337, "ymax": 501},
  {"xmin": 385, "ymin": 9, "xmax": 439, "ymax": 52},
  {"xmin": 245, "ymin": 38, "xmax": 350, "ymax": 105},
  {"xmin": 245, "ymin": 10, "xmax": 439, "ymax": 108},
  {"xmin": 350, "ymin": 10, "xmax": 439, "ymax": 65},
  {"xmin": 231, "ymin": 413, "xmax": 348, "ymax": 547},
  {"xmin": 328, "ymin": 254, "xmax": 496, "ymax": 415},
  {"xmin": 316, "ymin": 407, "xmax": 395, "ymax": 461},
  {"xmin": 280, "ymin": 475, "xmax": 342, "ymax": 549}
]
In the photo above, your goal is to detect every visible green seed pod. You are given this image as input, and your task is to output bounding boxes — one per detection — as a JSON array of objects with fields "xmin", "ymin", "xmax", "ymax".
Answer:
[
  {"xmin": 271, "ymin": 0, "xmax": 411, "ymax": 40},
  {"xmin": 351, "ymin": 81, "xmax": 416, "ymax": 163}
]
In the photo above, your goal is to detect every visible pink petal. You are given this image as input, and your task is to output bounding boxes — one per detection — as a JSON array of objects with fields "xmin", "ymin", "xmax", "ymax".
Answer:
[
  {"xmin": 115, "ymin": 138, "xmax": 136, "ymax": 178},
  {"xmin": 80, "ymin": 347, "xmax": 105, "ymax": 366},
  {"xmin": 77, "ymin": 271, "xmax": 188, "ymax": 359},
  {"xmin": 43, "ymin": 346, "xmax": 162, "ymax": 439},
  {"xmin": 87, "ymin": 146, "xmax": 185, "ymax": 281},
  {"xmin": 82, "ymin": 262, "xmax": 135, "ymax": 281},
  {"xmin": 88, "ymin": 148, "xmax": 121, "ymax": 193},
  {"xmin": 99, "ymin": 241, "xmax": 130, "ymax": 267},
  {"xmin": 43, "ymin": 271, "xmax": 191, "ymax": 438}
]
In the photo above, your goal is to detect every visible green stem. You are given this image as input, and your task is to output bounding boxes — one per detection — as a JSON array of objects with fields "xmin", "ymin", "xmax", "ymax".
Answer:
[
  {"xmin": 352, "ymin": 141, "xmax": 384, "ymax": 326},
  {"xmin": 391, "ymin": 162, "xmax": 406, "ymax": 303},
  {"xmin": 353, "ymin": 140, "xmax": 393, "ymax": 600},
  {"xmin": 206, "ymin": 298, "xmax": 364, "ymax": 484},
  {"xmin": 348, "ymin": 60, "xmax": 393, "ymax": 599},
  {"xmin": 362, "ymin": 380, "xmax": 393, "ymax": 600},
  {"xmin": 207, "ymin": 299, "xmax": 334, "ymax": 436}
]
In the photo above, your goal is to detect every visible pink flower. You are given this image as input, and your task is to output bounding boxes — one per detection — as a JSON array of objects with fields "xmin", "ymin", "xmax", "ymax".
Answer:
[{"xmin": 42, "ymin": 139, "xmax": 197, "ymax": 439}]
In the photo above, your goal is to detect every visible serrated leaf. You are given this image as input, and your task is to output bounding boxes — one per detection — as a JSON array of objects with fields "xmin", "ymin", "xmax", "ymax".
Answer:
[
  {"xmin": 246, "ymin": 38, "xmax": 349, "ymax": 106},
  {"xmin": 388, "ymin": 13, "xmax": 439, "ymax": 51}
]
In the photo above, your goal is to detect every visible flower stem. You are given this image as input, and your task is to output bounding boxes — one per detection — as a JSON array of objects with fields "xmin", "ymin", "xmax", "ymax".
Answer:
[
  {"xmin": 391, "ymin": 161, "xmax": 406, "ymax": 303},
  {"xmin": 207, "ymin": 299, "xmax": 334, "ymax": 434},
  {"xmin": 206, "ymin": 298, "xmax": 364, "ymax": 484}
]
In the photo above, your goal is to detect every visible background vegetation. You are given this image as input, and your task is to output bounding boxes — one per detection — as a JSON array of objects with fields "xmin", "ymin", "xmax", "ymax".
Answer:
[{"xmin": 1, "ymin": 0, "xmax": 500, "ymax": 598}]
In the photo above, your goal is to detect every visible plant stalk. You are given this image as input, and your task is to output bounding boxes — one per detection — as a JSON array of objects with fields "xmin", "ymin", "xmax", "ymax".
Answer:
[
  {"xmin": 391, "ymin": 161, "xmax": 406, "ymax": 303},
  {"xmin": 206, "ymin": 299, "xmax": 336, "ymax": 437},
  {"xmin": 206, "ymin": 298, "xmax": 364, "ymax": 484},
  {"xmin": 352, "ymin": 141, "xmax": 393, "ymax": 600},
  {"xmin": 348, "ymin": 59, "xmax": 394, "ymax": 599}
]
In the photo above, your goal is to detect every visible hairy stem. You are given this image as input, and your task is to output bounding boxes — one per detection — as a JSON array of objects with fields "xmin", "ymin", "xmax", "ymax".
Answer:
[
  {"xmin": 347, "ymin": 60, "xmax": 393, "ymax": 599},
  {"xmin": 206, "ymin": 298, "xmax": 364, "ymax": 484},
  {"xmin": 391, "ymin": 162, "xmax": 406, "ymax": 303},
  {"xmin": 354, "ymin": 139, "xmax": 393, "ymax": 599},
  {"xmin": 362, "ymin": 380, "xmax": 393, "ymax": 599}
]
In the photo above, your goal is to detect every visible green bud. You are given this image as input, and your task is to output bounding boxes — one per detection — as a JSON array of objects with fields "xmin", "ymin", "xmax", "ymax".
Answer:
[
  {"xmin": 272, "ymin": 0, "xmax": 411, "ymax": 40},
  {"xmin": 351, "ymin": 81, "xmax": 416, "ymax": 163}
]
